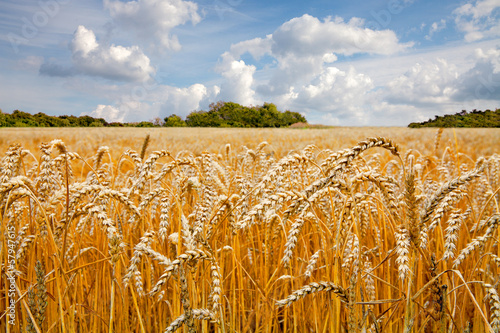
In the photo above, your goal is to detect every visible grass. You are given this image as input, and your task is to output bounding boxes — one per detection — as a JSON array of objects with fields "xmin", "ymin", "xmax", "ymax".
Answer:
[{"xmin": 0, "ymin": 127, "xmax": 499, "ymax": 332}]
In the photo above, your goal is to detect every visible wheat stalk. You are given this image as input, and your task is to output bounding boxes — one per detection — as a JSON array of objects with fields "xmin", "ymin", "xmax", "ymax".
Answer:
[{"xmin": 276, "ymin": 281, "xmax": 349, "ymax": 307}]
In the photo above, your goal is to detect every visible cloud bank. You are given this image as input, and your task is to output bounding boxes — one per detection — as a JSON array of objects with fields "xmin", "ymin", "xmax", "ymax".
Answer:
[
  {"xmin": 215, "ymin": 14, "xmax": 413, "ymax": 124},
  {"xmin": 453, "ymin": 0, "xmax": 500, "ymax": 42},
  {"xmin": 104, "ymin": 0, "xmax": 201, "ymax": 51},
  {"xmin": 40, "ymin": 25, "xmax": 155, "ymax": 82}
]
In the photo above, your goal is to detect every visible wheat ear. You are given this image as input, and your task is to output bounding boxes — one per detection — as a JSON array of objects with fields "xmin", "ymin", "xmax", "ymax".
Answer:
[{"xmin": 276, "ymin": 281, "xmax": 349, "ymax": 307}]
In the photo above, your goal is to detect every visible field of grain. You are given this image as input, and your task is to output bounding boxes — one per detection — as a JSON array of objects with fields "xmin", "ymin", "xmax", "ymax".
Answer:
[{"xmin": 0, "ymin": 127, "xmax": 499, "ymax": 332}]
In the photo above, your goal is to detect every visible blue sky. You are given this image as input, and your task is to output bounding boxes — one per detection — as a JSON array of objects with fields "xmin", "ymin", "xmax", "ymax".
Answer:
[{"xmin": 0, "ymin": 0, "xmax": 499, "ymax": 126}]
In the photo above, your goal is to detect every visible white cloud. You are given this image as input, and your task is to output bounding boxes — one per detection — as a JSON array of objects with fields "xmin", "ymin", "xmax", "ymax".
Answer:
[
  {"xmin": 89, "ymin": 104, "xmax": 123, "ymax": 122},
  {"xmin": 386, "ymin": 59, "xmax": 459, "ymax": 106},
  {"xmin": 452, "ymin": 46, "xmax": 500, "ymax": 101},
  {"xmin": 291, "ymin": 66, "xmax": 374, "ymax": 119},
  {"xmin": 215, "ymin": 14, "xmax": 411, "ymax": 124},
  {"xmin": 87, "ymin": 83, "xmax": 220, "ymax": 123},
  {"xmin": 158, "ymin": 83, "xmax": 218, "ymax": 117},
  {"xmin": 425, "ymin": 19, "xmax": 446, "ymax": 40},
  {"xmin": 261, "ymin": 15, "xmax": 411, "ymax": 93},
  {"xmin": 104, "ymin": 0, "xmax": 201, "ymax": 52},
  {"xmin": 475, "ymin": 46, "xmax": 500, "ymax": 71},
  {"xmin": 91, "ymin": 100, "xmax": 156, "ymax": 123},
  {"xmin": 228, "ymin": 35, "xmax": 273, "ymax": 60},
  {"xmin": 271, "ymin": 15, "xmax": 411, "ymax": 57},
  {"xmin": 384, "ymin": 46, "xmax": 500, "ymax": 109},
  {"xmin": 453, "ymin": 0, "xmax": 500, "ymax": 42},
  {"xmin": 69, "ymin": 25, "xmax": 155, "ymax": 82},
  {"xmin": 218, "ymin": 60, "xmax": 257, "ymax": 106}
]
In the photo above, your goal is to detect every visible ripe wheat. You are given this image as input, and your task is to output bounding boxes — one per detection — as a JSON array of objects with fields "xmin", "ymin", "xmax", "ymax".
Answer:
[{"xmin": 0, "ymin": 128, "xmax": 498, "ymax": 332}]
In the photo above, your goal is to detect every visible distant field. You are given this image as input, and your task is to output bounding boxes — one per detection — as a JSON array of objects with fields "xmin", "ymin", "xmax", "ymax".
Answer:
[
  {"xmin": 1, "ymin": 126, "xmax": 499, "ymax": 157},
  {"xmin": 0, "ymin": 127, "xmax": 499, "ymax": 332}
]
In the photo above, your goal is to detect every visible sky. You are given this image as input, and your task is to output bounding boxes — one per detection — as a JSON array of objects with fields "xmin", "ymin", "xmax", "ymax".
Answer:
[{"xmin": 0, "ymin": 0, "xmax": 499, "ymax": 126}]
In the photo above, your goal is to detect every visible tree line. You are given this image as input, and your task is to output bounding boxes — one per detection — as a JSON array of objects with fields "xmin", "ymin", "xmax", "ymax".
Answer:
[
  {"xmin": 164, "ymin": 101, "xmax": 306, "ymax": 127},
  {"xmin": 408, "ymin": 109, "xmax": 500, "ymax": 128},
  {"xmin": 0, "ymin": 110, "xmax": 130, "ymax": 127},
  {"xmin": 0, "ymin": 102, "xmax": 307, "ymax": 128}
]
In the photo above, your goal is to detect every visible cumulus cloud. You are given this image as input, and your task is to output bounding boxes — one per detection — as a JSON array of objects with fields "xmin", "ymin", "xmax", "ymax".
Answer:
[
  {"xmin": 385, "ymin": 46, "xmax": 500, "ymax": 109},
  {"xmin": 255, "ymin": 15, "xmax": 411, "ymax": 94},
  {"xmin": 289, "ymin": 66, "xmax": 375, "ymax": 124},
  {"xmin": 215, "ymin": 14, "xmax": 411, "ymax": 123},
  {"xmin": 39, "ymin": 26, "xmax": 155, "ymax": 81},
  {"xmin": 69, "ymin": 25, "xmax": 155, "ymax": 81},
  {"xmin": 475, "ymin": 46, "xmax": 500, "ymax": 72},
  {"xmin": 89, "ymin": 105, "xmax": 123, "ymax": 122},
  {"xmin": 158, "ymin": 83, "xmax": 219, "ymax": 117},
  {"xmin": 225, "ymin": 14, "xmax": 410, "ymax": 77},
  {"xmin": 294, "ymin": 67, "xmax": 373, "ymax": 109},
  {"xmin": 386, "ymin": 59, "xmax": 459, "ymax": 106},
  {"xmin": 452, "ymin": 47, "xmax": 500, "ymax": 101},
  {"xmin": 87, "ymin": 83, "xmax": 220, "ymax": 123},
  {"xmin": 88, "ymin": 100, "xmax": 155, "ymax": 123},
  {"xmin": 453, "ymin": 0, "xmax": 500, "ymax": 42},
  {"xmin": 271, "ymin": 15, "xmax": 411, "ymax": 57},
  {"xmin": 218, "ymin": 60, "xmax": 257, "ymax": 106},
  {"xmin": 228, "ymin": 36, "xmax": 274, "ymax": 61},
  {"xmin": 104, "ymin": 0, "xmax": 201, "ymax": 52}
]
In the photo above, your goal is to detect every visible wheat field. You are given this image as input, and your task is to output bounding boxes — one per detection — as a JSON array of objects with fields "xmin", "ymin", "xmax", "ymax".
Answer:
[{"xmin": 0, "ymin": 127, "xmax": 499, "ymax": 332}]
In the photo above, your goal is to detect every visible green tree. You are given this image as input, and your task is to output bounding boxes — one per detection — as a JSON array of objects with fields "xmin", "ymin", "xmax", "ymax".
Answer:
[
  {"xmin": 0, "ymin": 110, "xmax": 8, "ymax": 127},
  {"xmin": 136, "ymin": 121, "xmax": 155, "ymax": 127},
  {"xmin": 185, "ymin": 110, "xmax": 220, "ymax": 127},
  {"xmin": 163, "ymin": 114, "xmax": 187, "ymax": 127},
  {"xmin": 408, "ymin": 109, "xmax": 500, "ymax": 128},
  {"xmin": 183, "ymin": 101, "xmax": 306, "ymax": 128}
]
